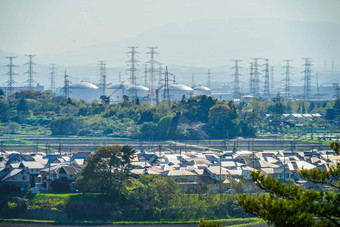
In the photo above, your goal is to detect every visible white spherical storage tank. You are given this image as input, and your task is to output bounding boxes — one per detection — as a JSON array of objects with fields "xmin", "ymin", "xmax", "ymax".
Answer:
[
  {"xmin": 69, "ymin": 82, "xmax": 100, "ymax": 103},
  {"xmin": 160, "ymin": 83, "xmax": 193, "ymax": 101},
  {"xmin": 125, "ymin": 85, "xmax": 150, "ymax": 98},
  {"xmin": 106, "ymin": 82, "xmax": 131, "ymax": 102},
  {"xmin": 193, "ymin": 85, "xmax": 212, "ymax": 96}
]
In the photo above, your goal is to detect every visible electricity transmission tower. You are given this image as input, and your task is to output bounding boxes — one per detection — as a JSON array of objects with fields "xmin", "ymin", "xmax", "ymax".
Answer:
[
  {"xmin": 335, "ymin": 83, "xmax": 340, "ymax": 100},
  {"xmin": 207, "ymin": 69, "xmax": 211, "ymax": 88},
  {"xmin": 143, "ymin": 64, "xmax": 148, "ymax": 87},
  {"xmin": 283, "ymin": 60, "xmax": 293, "ymax": 98},
  {"xmin": 49, "ymin": 64, "xmax": 56, "ymax": 92},
  {"xmin": 158, "ymin": 63, "xmax": 163, "ymax": 88},
  {"xmin": 316, "ymin": 73, "xmax": 320, "ymax": 100},
  {"xmin": 127, "ymin": 47, "xmax": 139, "ymax": 99},
  {"xmin": 163, "ymin": 66, "xmax": 170, "ymax": 105},
  {"xmin": 271, "ymin": 66, "xmax": 274, "ymax": 93},
  {"xmin": 302, "ymin": 58, "xmax": 312, "ymax": 100},
  {"xmin": 251, "ymin": 58, "xmax": 261, "ymax": 98},
  {"xmin": 231, "ymin": 60, "xmax": 242, "ymax": 99},
  {"xmin": 24, "ymin": 55, "xmax": 37, "ymax": 90},
  {"xmin": 5, "ymin": 56, "xmax": 17, "ymax": 95},
  {"xmin": 99, "ymin": 61, "xmax": 107, "ymax": 96},
  {"xmin": 146, "ymin": 47, "xmax": 158, "ymax": 97},
  {"xmin": 249, "ymin": 62, "xmax": 254, "ymax": 96},
  {"xmin": 63, "ymin": 70, "xmax": 70, "ymax": 98},
  {"xmin": 263, "ymin": 59, "xmax": 270, "ymax": 97},
  {"xmin": 192, "ymin": 72, "xmax": 195, "ymax": 88}
]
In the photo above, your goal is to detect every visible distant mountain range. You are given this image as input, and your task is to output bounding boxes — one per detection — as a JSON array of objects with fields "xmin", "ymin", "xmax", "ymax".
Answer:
[{"xmin": 0, "ymin": 18, "xmax": 339, "ymax": 89}]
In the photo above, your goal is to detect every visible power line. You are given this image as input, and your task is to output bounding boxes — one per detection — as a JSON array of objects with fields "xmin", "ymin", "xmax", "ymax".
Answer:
[
  {"xmin": 302, "ymin": 58, "xmax": 312, "ymax": 100},
  {"xmin": 263, "ymin": 59, "xmax": 270, "ymax": 97},
  {"xmin": 24, "ymin": 54, "xmax": 37, "ymax": 90},
  {"xmin": 231, "ymin": 60, "xmax": 242, "ymax": 99},
  {"xmin": 5, "ymin": 56, "xmax": 17, "ymax": 95},
  {"xmin": 49, "ymin": 64, "xmax": 56, "ymax": 92}
]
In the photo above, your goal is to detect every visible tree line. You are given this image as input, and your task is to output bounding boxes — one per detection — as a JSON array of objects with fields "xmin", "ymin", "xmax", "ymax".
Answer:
[{"xmin": 0, "ymin": 89, "xmax": 338, "ymax": 139}]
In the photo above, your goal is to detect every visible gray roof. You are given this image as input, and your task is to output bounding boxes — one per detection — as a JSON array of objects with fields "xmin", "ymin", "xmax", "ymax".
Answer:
[
  {"xmin": 20, "ymin": 161, "xmax": 44, "ymax": 169},
  {"xmin": 1, "ymin": 169, "xmax": 23, "ymax": 181}
]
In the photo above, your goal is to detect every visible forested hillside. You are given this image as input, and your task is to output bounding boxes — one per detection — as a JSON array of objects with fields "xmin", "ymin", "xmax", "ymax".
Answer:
[{"xmin": 0, "ymin": 89, "xmax": 337, "ymax": 139}]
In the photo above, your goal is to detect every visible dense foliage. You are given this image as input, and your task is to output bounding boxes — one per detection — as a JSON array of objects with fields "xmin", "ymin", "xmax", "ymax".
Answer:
[
  {"xmin": 238, "ymin": 141, "xmax": 340, "ymax": 226},
  {"xmin": 0, "ymin": 90, "xmax": 338, "ymax": 139}
]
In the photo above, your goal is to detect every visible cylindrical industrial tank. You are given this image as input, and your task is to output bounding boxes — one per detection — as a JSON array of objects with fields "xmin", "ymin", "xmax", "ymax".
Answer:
[
  {"xmin": 193, "ymin": 85, "xmax": 212, "ymax": 96},
  {"xmin": 69, "ymin": 81, "xmax": 100, "ymax": 102}
]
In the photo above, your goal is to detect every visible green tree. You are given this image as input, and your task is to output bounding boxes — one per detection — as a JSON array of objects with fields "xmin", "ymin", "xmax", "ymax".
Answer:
[
  {"xmin": 76, "ymin": 145, "xmax": 135, "ymax": 199},
  {"xmin": 50, "ymin": 116, "xmax": 82, "ymax": 135},
  {"xmin": 0, "ymin": 99, "xmax": 10, "ymax": 122},
  {"xmin": 140, "ymin": 122, "xmax": 157, "ymax": 140},
  {"xmin": 238, "ymin": 142, "xmax": 340, "ymax": 226},
  {"xmin": 208, "ymin": 103, "xmax": 239, "ymax": 138}
]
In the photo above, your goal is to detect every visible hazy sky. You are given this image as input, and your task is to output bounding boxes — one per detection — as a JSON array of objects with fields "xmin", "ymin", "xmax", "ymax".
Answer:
[{"xmin": 1, "ymin": 0, "xmax": 340, "ymax": 55}]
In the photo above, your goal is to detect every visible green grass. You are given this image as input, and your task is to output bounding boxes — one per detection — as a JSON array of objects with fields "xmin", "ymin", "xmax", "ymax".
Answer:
[
  {"xmin": 25, "ymin": 193, "xmax": 108, "ymax": 210},
  {"xmin": 283, "ymin": 135, "xmax": 331, "ymax": 145}
]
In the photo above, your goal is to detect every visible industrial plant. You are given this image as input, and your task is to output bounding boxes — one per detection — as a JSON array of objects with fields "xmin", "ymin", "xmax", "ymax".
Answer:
[{"xmin": 1, "ymin": 48, "xmax": 339, "ymax": 103}]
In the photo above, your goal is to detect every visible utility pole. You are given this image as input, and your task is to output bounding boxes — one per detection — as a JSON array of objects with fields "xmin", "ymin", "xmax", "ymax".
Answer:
[
  {"xmin": 251, "ymin": 58, "xmax": 261, "ymax": 99},
  {"xmin": 231, "ymin": 60, "xmax": 242, "ymax": 99},
  {"xmin": 163, "ymin": 66, "xmax": 170, "ymax": 105},
  {"xmin": 207, "ymin": 69, "xmax": 211, "ymax": 88},
  {"xmin": 5, "ymin": 56, "xmax": 17, "ymax": 96},
  {"xmin": 302, "ymin": 58, "xmax": 312, "ymax": 101},
  {"xmin": 63, "ymin": 70, "xmax": 70, "ymax": 98},
  {"xmin": 127, "ymin": 47, "xmax": 139, "ymax": 99},
  {"xmin": 283, "ymin": 60, "xmax": 293, "ymax": 99},
  {"xmin": 99, "ymin": 61, "xmax": 107, "ymax": 96},
  {"xmin": 118, "ymin": 72, "xmax": 121, "ymax": 83},
  {"xmin": 147, "ymin": 47, "xmax": 158, "ymax": 98},
  {"xmin": 24, "ymin": 55, "xmax": 37, "ymax": 90},
  {"xmin": 49, "ymin": 64, "xmax": 56, "ymax": 92},
  {"xmin": 263, "ymin": 59, "xmax": 270, "ymax": 97}
]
